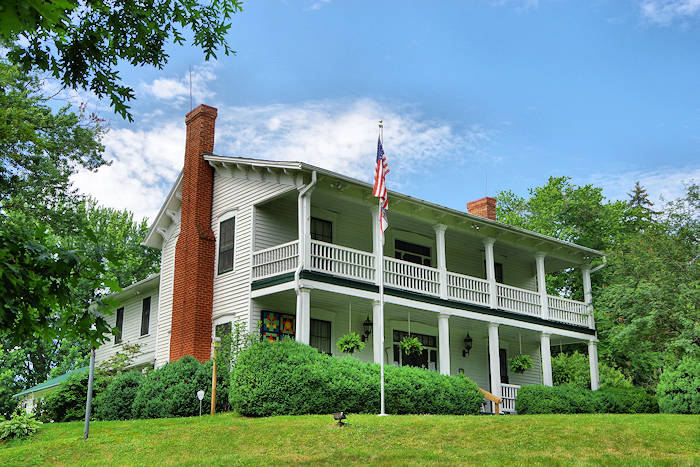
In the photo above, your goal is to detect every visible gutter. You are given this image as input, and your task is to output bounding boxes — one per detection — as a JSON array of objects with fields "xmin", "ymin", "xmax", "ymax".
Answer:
[
  {"xmin": 294, "ymin": 170, "xmax": 317, "ymax": 295},
  {"xmin": 590, "ymin": 255, "xmax": 607, "ymax": 273}
]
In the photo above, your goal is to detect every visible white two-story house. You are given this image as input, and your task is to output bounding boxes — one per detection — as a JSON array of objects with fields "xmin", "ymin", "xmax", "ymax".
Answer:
[{"xmin": 93, "ymin": 104, "xmax": 603, "ymax": 413}]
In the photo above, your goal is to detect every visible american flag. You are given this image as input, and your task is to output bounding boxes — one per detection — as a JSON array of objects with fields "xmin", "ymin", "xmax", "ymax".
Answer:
[{"xmin": 372, "ymin": 135, "xmax": 389, "ymax": 232}]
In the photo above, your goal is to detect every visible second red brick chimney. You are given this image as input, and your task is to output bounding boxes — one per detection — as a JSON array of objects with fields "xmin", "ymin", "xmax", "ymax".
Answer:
[
  {"xmin": 467, "ymin": 197, "xmax": 497, "ymax": 221},
  {"xmin": 170, "ymin": 105, "xmax": 217, "ymax": 363}
]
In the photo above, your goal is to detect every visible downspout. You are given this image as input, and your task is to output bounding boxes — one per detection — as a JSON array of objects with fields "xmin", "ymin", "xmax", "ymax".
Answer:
[
  {"xmin": 294, "ymin": 170, "xmax": 317, "ymax": 295},
  {"xmin": 590, "ymin": 255, "xmax": 607, "ymax": 274}
]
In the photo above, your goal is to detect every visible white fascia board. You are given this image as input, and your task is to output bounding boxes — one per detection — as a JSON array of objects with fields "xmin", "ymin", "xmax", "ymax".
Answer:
[
  {"xmin": 109, "ymin": 273, "xmax": 160, "ymax": 302},
  {"xmin": 142, "ymin": 171, "xmax": 183, "ymax": 249}
]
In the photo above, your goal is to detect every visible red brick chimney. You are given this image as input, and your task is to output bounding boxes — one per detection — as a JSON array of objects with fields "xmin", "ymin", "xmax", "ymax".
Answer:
[
  {"xmin": 170, "ymin": 105, "xmax": 217, "ymax": 362},
  {"xmin": 467, "ymin": 197, "xmax": 497, "ymax": 221}
]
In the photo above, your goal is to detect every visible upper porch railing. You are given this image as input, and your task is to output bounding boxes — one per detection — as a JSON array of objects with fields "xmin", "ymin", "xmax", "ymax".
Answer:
[{"xmin": 251, "ymin": 239, "xmax": 593, "ymax": 329}]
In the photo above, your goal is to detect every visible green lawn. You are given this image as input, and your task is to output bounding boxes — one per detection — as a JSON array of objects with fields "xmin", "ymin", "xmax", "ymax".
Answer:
[{"xmin": 1, "ymin": 413, "xmax": 698, "ymax": 466}]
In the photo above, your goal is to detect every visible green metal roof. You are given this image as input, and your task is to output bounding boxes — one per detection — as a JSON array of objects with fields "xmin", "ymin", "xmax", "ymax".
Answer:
[{"xmin": 13, "ymin": 367, "xmax": 88, "ymax": 398}]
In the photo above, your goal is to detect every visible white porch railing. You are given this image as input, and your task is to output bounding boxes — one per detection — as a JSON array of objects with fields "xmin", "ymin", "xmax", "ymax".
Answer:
[
  {"xmin": 447, "ymin": 272, "xmax": 490, "ymax": 307},
  {"xmin": 501, "ymin": 383, "xmax": 520, "ymax": 413},
  {"xmin": 497, "ymin": 284, "xmax": 541, "ymax": 317},
  {"xmin": 251, "ymin": 240, "xmax": 299, "ymax": 280},
  {"xmin": 251, "ymin": 239, "xmax": 592, "ymax": 329},
  {"xmin": 384, "ymin": 257, "xmax": 440, "ymax": 296},
  {"xmin": 310, "ymin": 240, "xmax": 375, "ymax": 283},
  {"xmin": 548, "ymin": 295, "xmax": 591, "ymax": 327}
]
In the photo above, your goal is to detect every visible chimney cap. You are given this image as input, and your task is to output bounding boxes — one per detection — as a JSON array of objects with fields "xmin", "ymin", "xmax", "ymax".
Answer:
[{"xmin": 185, "ymin": 104, "xmax": 218, "ymax": 123}]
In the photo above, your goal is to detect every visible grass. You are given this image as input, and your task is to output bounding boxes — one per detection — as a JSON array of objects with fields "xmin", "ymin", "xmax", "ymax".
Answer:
[{"xmin": 1, "ymin": 413, "xmax": 698, "ymax": 466}]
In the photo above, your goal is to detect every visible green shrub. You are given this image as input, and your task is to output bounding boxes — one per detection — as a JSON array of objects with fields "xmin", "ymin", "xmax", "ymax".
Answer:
[
  {"xmin": 656, "ymin": 357, "xmax": 700, "ymax": 414},
  {"xmin": 594, "ymin": 387, "xmax": 658, "ymax": 414},
  {"xmin": 37, "ymin": 370, "xmax": 108, "ymax": 422},
  {"xmin": 516, "ymin": 384, "xmax": 658, "ymax": 414},
  {"xmin": 0, "ymin": 412, "xmax": 42, "ymax": 440},
  {"xmin": 552, "ymin": 351, "xmax": 632, "ymax": 389},
  {"xmin": 94, "ymin": 371, "xmax": 145, "ymax": 420},
  {"xmin": 131, "ymin": 356, "xmax": 227, "ymax": 419},
  {"xmin": 230, "ymin": 340, "xmax": 482, "ymax": 417}
]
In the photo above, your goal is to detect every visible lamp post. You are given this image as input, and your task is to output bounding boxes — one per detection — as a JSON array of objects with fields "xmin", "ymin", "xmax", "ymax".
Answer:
[{"xmin": 83, "ymin": 347, "xmax": 95, "ymax": 440}]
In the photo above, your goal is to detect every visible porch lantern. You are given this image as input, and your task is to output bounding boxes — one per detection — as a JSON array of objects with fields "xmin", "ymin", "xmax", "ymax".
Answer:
[
  {"xmin": 463, "ymin": 333, "xmax": 473, "ymax": 357},
  {"xmin": 361, "ymin": 316, "xmax": 372, "ymax": 342}
]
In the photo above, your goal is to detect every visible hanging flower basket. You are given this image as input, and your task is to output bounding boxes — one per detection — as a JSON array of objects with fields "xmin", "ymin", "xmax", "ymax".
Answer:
[
  {"xmin": 336, "ymin": 332, "xmax": 365, "ymax": 355},
  {"xmin": 509, "ymin": 354, "xmax": 534, "ymax": 373},
  {"xmin": 399, "ymin": 336, "xmax": 424, "ymax": 356}
]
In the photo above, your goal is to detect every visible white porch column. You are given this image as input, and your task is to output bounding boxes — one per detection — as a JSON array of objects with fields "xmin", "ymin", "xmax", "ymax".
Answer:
[
  {"xmin": 588, "ymin": 340, "xmax": 600, "ymax": 391},
  {"xmin": 582, "ymin": 264, "xmax": 594, "ymax": 328},
  {"xmin": 372, "ymin": 206, "xmax": 382, "ymax": 285},
  {"xmin": 540, "ymin": 332, "xmax": 553, "ymax": 386},
  {"xmin": 295, "ymin": 288, "xmax": 311, "ymax": 344},
  {"xmin": 483, "ymin": 238, "xmax": 497, "ymax": 308},
  {"xmin": 535, "ymin": 252, "xmax": 549, "ymax": 320},
  {"xmin": 488, "ymin": 322, "xmax": 501, "ymax": 402},
  {"xmin": 438, "ymin": 313, "xmax": 450, "ymax": 375},
  {"xmin": 434, "ymin": 224, "xmax": 448, "ymax": 299},
  {"xmin": 372, "ymin": 299, "xmax": 383, "ymax": 364}
]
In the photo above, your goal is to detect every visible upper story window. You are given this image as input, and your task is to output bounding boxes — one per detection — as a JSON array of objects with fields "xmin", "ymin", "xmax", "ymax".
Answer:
[
  {"xmin": 115, "ymin": 307, "xmax": 124, "ymax": 344},
  {"xmin": 218, "ymin": 217, "xmax": 235, "ymax": 274},
  {"xmin": 140, "ymin": 297, "xmax": 151, "ymax": 336},
  {"xmin": 311, "ymin": 217, "xmax": 332, "ymax": 243},
  {"xmin": 395, "ymin": 239, "xmax": 431, "ymax": 267}
]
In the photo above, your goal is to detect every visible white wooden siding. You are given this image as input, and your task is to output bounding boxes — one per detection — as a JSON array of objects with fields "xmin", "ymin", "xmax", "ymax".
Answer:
[
  {"xmin": 154, "ymin": 230, "xmax": 178, "ymax": 367},
  {"xmin": 254, "ymin": 194, "xmax": 298, "ymax": 251},
  {"xmin": 212, "ymin": 173, "xmax": 296, "ymax": 328},
  {"xmin": 95, "ymin": 287, "xmax": 159, "ymax": 368}
]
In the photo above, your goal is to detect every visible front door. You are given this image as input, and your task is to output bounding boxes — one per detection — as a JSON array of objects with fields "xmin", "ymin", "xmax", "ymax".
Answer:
[{"xmin": 499, "ymin": 348, "xmax": 509, "ymax": 384}]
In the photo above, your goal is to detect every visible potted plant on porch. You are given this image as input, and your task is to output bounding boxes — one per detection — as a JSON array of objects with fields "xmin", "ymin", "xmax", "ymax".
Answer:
[
  {"xmin": 509, "ymin": 354, "xmax": 534, "ymax": 374},
  {"xmin": 336, "ymin": 332, "xmax": 365, "ymax": 355},
  {"xmin": 399, "ymin": 336, "xmax": 424, "ymax": 356}
]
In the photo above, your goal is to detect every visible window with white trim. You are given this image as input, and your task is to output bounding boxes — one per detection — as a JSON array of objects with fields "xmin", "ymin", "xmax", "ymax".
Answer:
[
  {"xmin": 140, "ymin": 297, "xmax": 151, "ymax": 336},
  {"xmin": 115, "ymin": 307, "xmax": 124, "ymax": 344},
  {"xmin": 218, "ymin": 217, "xmax": 235, "ymax": 274}
]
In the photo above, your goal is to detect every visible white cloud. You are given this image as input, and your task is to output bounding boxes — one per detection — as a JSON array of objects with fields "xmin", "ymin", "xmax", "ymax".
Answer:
[
  {"xmin": 142, "ymin": 63, "xmax": 217, "ymax": 105},
  {"xmin": 71, "ymin": 98, "xmax": 490, "ymax": 221},
  {"xmin": 309, "ymin": 0, "xmax": 331, "ymax": 11},
  {"xmin": 586, "ymin": 166, "xmax": 699, "ymax": 206},
  {"xmin": 640, "ymin": 0, "xmax": 700, "ymax": 25}
]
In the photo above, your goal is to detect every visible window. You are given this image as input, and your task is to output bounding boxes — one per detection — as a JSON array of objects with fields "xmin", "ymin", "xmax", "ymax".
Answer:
[
  {"xmin": 395, "ymin": 239, "xmax": 431, "ymax": 266},
  {"xmin": 499, "ymin": 348, "xmax": 509, "ymax": 384},
  {"xmin": 311, "ymin": 217, "xmax": 332, "ymax": 243},
  {"xmin": 310, "ymin": 319, "xmax": 331, "ymax": 355},
  {"xmin": 115, "ymin": 307, "xmax": 124, "ymax": 344},
  {"xmin": 216, "ymin": 322, "xmax": 232, "ymax": 338},
  {"xmin": 392, "ymin": 330, "xmax": 438, "ymax": 370},
  {"xmin": 218, "ymin": 217, "xmax": 235, "ymax": 274},
  {"xmin": 484, "ymin": 261, "xmax": 504, "ymax": 284},
  {"xmin": 140, "ymin": 297, "xmax": 151, "ymax": 336}
]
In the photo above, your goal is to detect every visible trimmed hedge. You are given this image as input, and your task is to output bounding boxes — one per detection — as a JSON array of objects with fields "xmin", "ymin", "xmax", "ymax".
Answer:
[
  {"xmin": 656, "ymin": 357, "xmax": 700, "ymax": 414},
  {"xmin": 94, "ymin": 371, "xmax": 145, "ymax": 420},
  {"xmin": 516, "ymin": 384, "xmax": 658, "ymax": 414},
  {"xmin": 131, "ymin": 356, "xmax": 228, "ymax": 419},
  {"xmin": 230, "ymin": 339, "xmax": 482, "ymax": 416}
]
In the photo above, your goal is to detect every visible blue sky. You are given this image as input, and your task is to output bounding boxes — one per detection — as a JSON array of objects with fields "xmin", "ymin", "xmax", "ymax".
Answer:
[{"xmin": 70, "ymin": 0, "xmax": 700, "ymax": 220}]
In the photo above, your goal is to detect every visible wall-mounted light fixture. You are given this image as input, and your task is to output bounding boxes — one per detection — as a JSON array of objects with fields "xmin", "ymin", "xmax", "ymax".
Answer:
[
  {"xmin": 463, "ymin": 333, "xmax": 473, "ymax": 357},
  {"xmin": 361, "ymin": 317, "xmax": 373, "ymax": 342}
]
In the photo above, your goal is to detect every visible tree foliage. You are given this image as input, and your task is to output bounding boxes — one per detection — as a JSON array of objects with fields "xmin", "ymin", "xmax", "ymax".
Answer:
[{"xmin": 1, "ymin": 0, "xmax": 243, "ymax": 120}]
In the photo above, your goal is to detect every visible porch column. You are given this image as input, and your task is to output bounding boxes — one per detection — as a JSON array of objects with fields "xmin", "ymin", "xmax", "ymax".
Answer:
[
  {"xmin": 535, "ymin": 252, "xmax": 549, "ymax": 320},
  {"xmin": 588, "ymin": 340, "xmax": 600, "ymax": 390},
  {"xmin": 582, "ymin": 264, "xmax": 594, "ymax": 328},
  {"xmin": 295, "ymin": 287, "xmax": 311, "ymax": 345},
  {"xmin": 371, "ymin": 206, "xmax": 382, "ymax": 285},
  {"xmin": 372, "ymin": 299, "xmax": 383, "ymax": 364},
  {"xmin": 434, "ymin": 224, "xmax": 448, "ymax": 299},
  {"xmin": 438, "ymin": 313, "xmax": 450, "ymax": 375},
  {"xmin": 484, "ymin": 238, "xmax": 497, "ymax": 308},
  {"xmin": 488, "ymin": 322, "xmax": 501, "ymax": 402},
  {"xmin": 540, "ymin": 332, "xmax": 553, "ymax": 386},
  {"xmin": 299, "ymin": 188, "xmax": 313, "ymax": 268}
]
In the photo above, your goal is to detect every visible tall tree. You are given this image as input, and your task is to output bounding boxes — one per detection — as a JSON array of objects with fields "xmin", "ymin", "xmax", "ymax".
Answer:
[
  {"xmin": 1, "ymin": 0, "xmax": 243, "ymax": 120},
  {"xmin": 628, "ymin": 181, "xmax": 654, "ymax": 208}
]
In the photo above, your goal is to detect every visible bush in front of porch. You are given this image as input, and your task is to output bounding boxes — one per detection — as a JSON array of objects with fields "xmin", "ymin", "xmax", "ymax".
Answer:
[
  {"xmin": 230, "ymin": 340, "xmax": 482, "ymax": 417},
  {"xmin": 515, "ymin": 385, "xmax": 658, "ymax": 414}
]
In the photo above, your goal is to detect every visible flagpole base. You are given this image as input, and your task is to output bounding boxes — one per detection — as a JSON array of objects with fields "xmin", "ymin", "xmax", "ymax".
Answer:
[{"xmin": 377, "ymin": 413, "xmax": 389, "ymax": 417}]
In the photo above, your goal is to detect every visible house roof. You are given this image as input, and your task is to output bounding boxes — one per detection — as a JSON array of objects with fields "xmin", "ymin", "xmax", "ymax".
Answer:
[
  {"xmin": 13, "ymin": 367, "xmax": 88, "ymax": 398},
  {"xmin": 143, "ymin": 154, "xmax": 603, "ymax": 261}
]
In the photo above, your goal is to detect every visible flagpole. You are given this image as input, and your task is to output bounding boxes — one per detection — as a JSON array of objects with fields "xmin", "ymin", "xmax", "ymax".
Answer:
[{"xmin": 378, "ymin": 120, "xmax": 387, "ymax": 417}]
